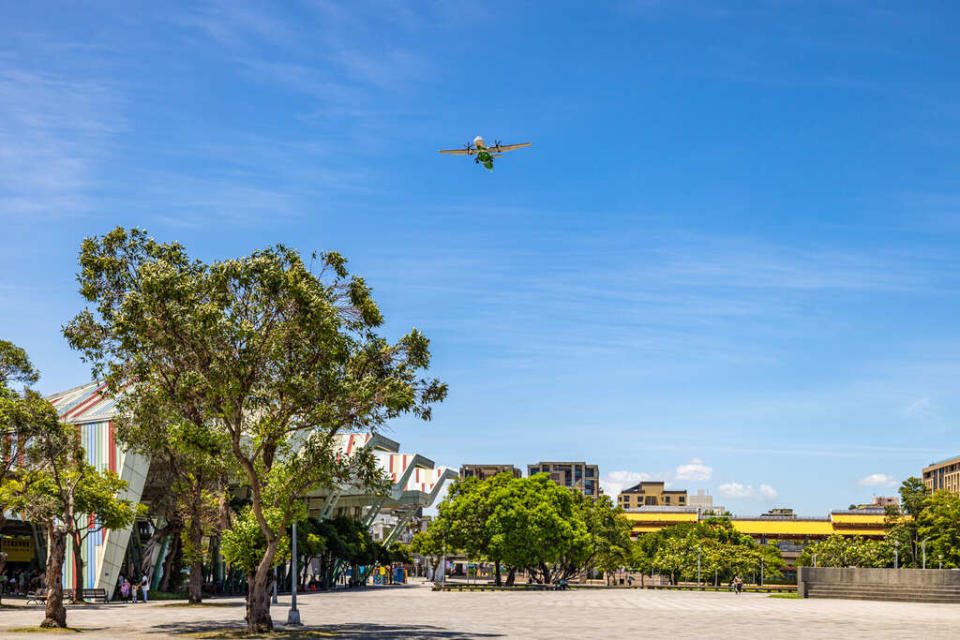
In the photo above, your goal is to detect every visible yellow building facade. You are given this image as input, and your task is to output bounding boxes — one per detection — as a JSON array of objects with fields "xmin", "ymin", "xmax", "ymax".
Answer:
[
  {"xmin": 623, "ymin": 509, "xmax": 890, "ymax": 539},
  {"xmin": 618, "ymin": 481, "xmax": 687, "ymax": 509}
]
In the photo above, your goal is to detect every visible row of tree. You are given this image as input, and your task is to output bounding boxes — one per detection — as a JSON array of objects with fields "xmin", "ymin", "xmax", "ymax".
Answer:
[
  {"xmin": 630, "ymin": 518, "xmax": 785, "ymax": 585},
  {"xmin": 413, "ymin": 473, "xmax": 786, "ymax": 587},
  {"xmin": 412, "ymin": 473, "xmax": 632, "ymax": 585},
  {"xmin": 0, "ymin": 227, "xmax": 446, "ymax": 632}
]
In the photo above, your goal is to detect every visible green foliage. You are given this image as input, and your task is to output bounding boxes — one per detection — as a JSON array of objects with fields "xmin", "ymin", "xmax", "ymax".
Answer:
[
  {"xmin": 63, "ymin": 228, "xmax": 446, "ymax": 629},
  {"xmin": 796, "ymin": 535, "xmax": 892, "ymax": 568},
  {"xmin": 633, "ymin": 519, "xmax": 784, "ymax": 584},
  {"xmin": 427, "ymin": 473, "xmax": 631, "ymax": 583},
  {"xmin": 0, "ymin": 339, "xmax": 38, "ymax": 387},
  {"xmin": 916, "ymin": 490, "xmax": 960, "ymax": 568},
  {"xmin": 220, "ymin": 507, "xmax": 292, "ymax": 576}
]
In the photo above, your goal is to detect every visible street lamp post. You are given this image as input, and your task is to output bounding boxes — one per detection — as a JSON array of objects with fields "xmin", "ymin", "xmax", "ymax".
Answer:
[
  {"xmin": 272, "ymin": 567, "xmax": 278, "ymax": 604},
  {"xmin": 939, "ymin": 554, "xmax": 944, "ymax": 570},
  {"xmin": 287, "ymin": 520, "xmax": 301, "ymax": 626},
  {"xmin": 922, "ymin": 537, "xmax": 932, "ymax": 569},
  {"xmin": 761, "ymin": 555, "xmax": 765, "ymax": 587},
  {"xmin": 813, "ymin": 553, "xmax": 817, "ymax": 568},
  {"xmin": 894, "ymin": 540, "xmax": 899, "ymax": 569}
]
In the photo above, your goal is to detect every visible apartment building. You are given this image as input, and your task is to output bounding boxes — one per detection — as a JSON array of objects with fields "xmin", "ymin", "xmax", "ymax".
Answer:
[
  {"xmin": 618, "ymin": 481, "xmax": 687, "ymax": 510},
  {"xmin": 527, "ymin": 461, "xmax": 601, "ymax": 498}
]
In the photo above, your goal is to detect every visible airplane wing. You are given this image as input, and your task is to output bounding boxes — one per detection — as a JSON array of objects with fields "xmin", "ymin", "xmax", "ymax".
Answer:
[
  {"xmin": 438, "ymin": 148, "xmax": 475, "ymax": 155},
  {"xmin": 491, "ymin": 142, "xmax": 532, "ymax": 152}
]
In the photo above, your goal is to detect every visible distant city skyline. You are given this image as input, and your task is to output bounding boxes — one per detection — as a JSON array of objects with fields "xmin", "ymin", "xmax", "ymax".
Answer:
[{"xmin": 3, "ymin": 2, "xmax": 960, "ymax": 515}]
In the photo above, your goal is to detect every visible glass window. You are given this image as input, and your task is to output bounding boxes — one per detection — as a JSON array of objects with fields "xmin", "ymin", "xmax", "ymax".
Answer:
[{"xmin": 585, "ymin": 468, "xmax": 595, "ymax": 477}]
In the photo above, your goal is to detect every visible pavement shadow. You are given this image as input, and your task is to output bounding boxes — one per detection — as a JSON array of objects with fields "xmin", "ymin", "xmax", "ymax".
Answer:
[
  {"xmin": 150, "ymin": 621, "xmax": 504, "ymax": 639},
  {"xmin": 323, "ymin": 623, "xmax": 504, "ymax": 638}
]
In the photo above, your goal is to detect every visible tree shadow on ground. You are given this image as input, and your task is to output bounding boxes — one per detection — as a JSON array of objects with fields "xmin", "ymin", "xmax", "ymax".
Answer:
[{"xmin": 150, "ymin": 621, "xmax": 504, "ymax": 639}]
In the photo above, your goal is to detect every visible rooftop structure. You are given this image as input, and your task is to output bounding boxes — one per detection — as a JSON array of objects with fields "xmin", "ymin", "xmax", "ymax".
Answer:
[
  {"xmin": 459, "ymin": 464, "xmax": 522, "ymax": 481},
  {"xmin": 528, "ymin": 461, "xmax": 600, "ymax": 498},
  {"xmin": 618, "ymin": 481, "xmax": 686, "ymax": 509}
]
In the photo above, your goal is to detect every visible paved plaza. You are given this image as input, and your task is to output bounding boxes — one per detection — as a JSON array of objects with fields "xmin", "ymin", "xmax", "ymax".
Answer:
[{"xmin": 2, "ymin": 582, "xmax": 960, "ymax": 639}]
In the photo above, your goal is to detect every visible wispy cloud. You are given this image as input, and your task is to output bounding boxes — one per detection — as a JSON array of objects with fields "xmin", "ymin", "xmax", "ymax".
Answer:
[{"xmin": 0, "ymin": 66, "xmax": 124, "ymax": 217}]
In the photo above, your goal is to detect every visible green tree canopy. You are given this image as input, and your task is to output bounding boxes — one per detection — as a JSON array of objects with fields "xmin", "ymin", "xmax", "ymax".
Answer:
[{"xmin": 64, "ymin": 228, "xmax": 446, "ymax": 632}]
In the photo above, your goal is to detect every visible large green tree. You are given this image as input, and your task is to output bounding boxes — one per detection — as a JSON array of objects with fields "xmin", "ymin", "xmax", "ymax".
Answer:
[
  {"xmin": 430, "ymin": 473, "xmax": 631, "ymax": 585},
  {"xmin": 64, "ymin": 228, "xmax": 445, "ymax": 632},
  {"xmin": 2, "ymin": 408, "xmax": 136, "ymax": 628}
]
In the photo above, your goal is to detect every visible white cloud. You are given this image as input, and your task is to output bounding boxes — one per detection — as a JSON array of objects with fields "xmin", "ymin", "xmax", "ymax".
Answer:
[
  {"xmin": 759, "ymin": 484, "xmax": 778, "ymax": 500},
  {"xmin": 717, "ymin": 482, "xmax": 754, "ymax": 498},
  {"xmin": 675, "ymin": 457, "xmax": 713, "ymax": 481},
  {"xmin": 858, "ymin": 473, "xmax": 899, "ymax": 487},
  {"xmin": 600, "ymin": 470, "xmax": 656, "ymax": 498}
]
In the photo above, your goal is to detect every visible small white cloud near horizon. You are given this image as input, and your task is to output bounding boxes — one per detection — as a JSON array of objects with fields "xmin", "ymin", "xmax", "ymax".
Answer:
[
  {"xmin": 759, "ymin": 484, "xmax": 778, "ymax": 500},
  {"xmin": 600, "ymin": 470, "xmax": 658, "ymax": 498},
  {"xmin": 858, "ymin": 473, "xmax": 899, "ymax": 487},
  {"xmin": 675, "ymin": 457, "xmax": 713, "ymax": 482},
  {"xmin": 717, "ymin": 482, "xmax": 754, "ymax": 498}
]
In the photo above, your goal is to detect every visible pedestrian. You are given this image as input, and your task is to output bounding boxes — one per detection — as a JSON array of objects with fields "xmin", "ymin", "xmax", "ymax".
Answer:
[
  {"xmin": 140, "ymin": 574, "xmax": 149, "ymax": 603},
  {"xmin": 131, "ymin": 576, "xmax": 139, "ymax": 603},
  {"xmin": 734, "ymin": 575, "xmax": 743, "ymax": 595},
  {"xmin": 120, "ymin": 578, "xmax": 131, "ymax": 602}
]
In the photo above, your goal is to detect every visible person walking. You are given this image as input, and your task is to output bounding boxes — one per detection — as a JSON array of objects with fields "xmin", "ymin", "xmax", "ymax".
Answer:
[
  {"xmin": 733, "ymin": 575, "xmax": 743, "ymax": 595},
  {"xmin": 139, "ymin": 574, "xmax": 149, "ymax": 603},
  {"xmin": 131, "ymin": 575, "xmax": 140, "ymax": 603}
]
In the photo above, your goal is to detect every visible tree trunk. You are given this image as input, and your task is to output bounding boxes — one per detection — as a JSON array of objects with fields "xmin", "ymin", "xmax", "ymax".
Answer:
[
  {"xmin": 245, "ymin": 541, "xmax": 280, "ymax": 633},
  {"xmin": 188, "ymin": 516, "xmax": 204, "ymax": 604},
  {"xmin": 538, "ymin": 562, "xmax": 551, "ymax": 585},
  {"xmin": 505, "ymin": 568, "xmax": 516, "ymax": 586},
  {"xmin": 245, "ymin": 568, "xmax": 274, "ymax": 633},
  {"xmin": 72, "ymin": 534, "xmax": 84, "ymax": 593},
  {"xmin": 494, "ymin": 560, "xmax": 502, "ymax": 586},
  {"xmin": 41, "ymin": 525, "xmax": 67, "ymax": 629}
]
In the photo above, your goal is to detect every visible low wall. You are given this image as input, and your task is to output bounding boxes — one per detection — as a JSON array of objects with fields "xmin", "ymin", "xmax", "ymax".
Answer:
[{"xmin": 798, "ymin": 567, "xmax": 960, "ymax": 597}]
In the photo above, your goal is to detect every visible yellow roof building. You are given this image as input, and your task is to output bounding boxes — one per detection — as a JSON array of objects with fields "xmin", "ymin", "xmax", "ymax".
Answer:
[{"xmin": 624, "ymin": 509, "xmax": 891, "ymax": 539}]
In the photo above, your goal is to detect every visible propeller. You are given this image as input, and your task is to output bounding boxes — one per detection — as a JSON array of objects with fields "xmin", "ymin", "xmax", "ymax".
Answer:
[
  {"xmin": 464, "ymin": 141, "xmax": 474, "ymax": 153},
  {"xmin": 494, "ymin": 139, "xmax": 503, "ymax": 151}
]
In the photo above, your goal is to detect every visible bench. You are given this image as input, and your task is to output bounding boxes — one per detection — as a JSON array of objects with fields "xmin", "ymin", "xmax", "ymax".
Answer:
[
  {"xmin": 79, "ymin": 588, "xmax": 108, "ymax": 603},
  {"xmin": 26, "ymin": 591, "xmax": 47, "ymax": 606}
]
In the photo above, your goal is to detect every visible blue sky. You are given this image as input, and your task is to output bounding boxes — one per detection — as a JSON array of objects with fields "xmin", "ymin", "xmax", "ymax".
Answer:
[{"xmin": 3, "ymin": 1, "xmax": 960, "ymax": 514}]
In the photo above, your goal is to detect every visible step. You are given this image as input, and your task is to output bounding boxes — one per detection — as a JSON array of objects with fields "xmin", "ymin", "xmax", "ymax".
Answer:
[{"xmin": 805, "ymin": 584, "xmax": 960, "ymax": 603}]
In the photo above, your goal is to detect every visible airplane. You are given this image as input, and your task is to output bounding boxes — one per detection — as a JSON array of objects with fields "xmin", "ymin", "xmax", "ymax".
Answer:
[{"xmin": 438, "ymin": 136, "xmax": 531, "ymax": 171}]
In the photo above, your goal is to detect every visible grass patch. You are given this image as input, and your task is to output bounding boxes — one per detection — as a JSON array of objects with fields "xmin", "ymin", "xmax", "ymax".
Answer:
[
  {"xmin": 179, "ymin": 630, "xmax": 336, "ymax": 639},
  {"xmin": 8, "ymin": 627, "xmax": 84, "ymax": 633},
  {"xmin": 768, "ymin": 593, "xmax": 803, "ymax": 599},
  {"xmin": 147, "ymin": 591, "xmax": 190, "ymax": 601}
]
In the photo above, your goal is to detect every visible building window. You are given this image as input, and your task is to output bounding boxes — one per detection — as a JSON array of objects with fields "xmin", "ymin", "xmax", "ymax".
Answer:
[{"xmin": 585, "ymin": 468, "xmax": 595, "ymax": 478}]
